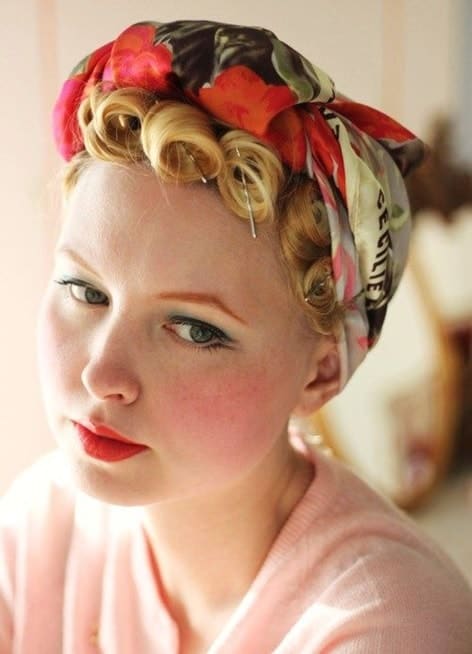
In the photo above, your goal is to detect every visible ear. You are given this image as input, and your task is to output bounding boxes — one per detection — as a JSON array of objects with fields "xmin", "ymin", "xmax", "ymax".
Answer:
[{"xmin": 291, "ymin": 337, "xmax": 341, "ymax": 417}]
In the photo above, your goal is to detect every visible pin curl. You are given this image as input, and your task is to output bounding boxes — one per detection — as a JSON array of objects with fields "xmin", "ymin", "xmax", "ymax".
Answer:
[{"xmin": 235, "ymin": 147, "xmax": 257, "ymax": 239}]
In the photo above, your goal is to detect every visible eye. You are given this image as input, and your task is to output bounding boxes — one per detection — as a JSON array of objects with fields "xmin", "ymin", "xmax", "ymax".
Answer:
[
  {"xmin": 54, "ymin": 278, "xmax": 109, "ymax": 306},
  {"xmin": 167, "ymin": 316, "xmax": 232, "ymax": 350}
]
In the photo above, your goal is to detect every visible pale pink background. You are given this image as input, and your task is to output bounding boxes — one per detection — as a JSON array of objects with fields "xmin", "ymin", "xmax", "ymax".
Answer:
[{"xmin": 0, "ymin": 0, "xmax": 462, "ymax": 492}]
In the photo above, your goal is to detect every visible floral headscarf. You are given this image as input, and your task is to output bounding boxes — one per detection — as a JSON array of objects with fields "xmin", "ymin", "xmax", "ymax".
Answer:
[{"xmin": 52, "ymin": 20, "xmax": 425, "ymax": 388}]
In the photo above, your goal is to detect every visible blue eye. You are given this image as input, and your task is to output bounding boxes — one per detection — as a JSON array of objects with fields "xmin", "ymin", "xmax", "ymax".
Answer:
[
  {"xmin": 168, "ymin": 316, "xmax": 232, "ymax": 350},
  {"xmin": 54, "ymin": 278, "xmax": 109, "ymax": 306}
]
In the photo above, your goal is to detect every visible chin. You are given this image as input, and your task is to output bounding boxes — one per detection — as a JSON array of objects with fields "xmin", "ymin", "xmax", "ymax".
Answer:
[{"xmin": 62, "ymin": 453, "xmax": 165, "ymax": 507}]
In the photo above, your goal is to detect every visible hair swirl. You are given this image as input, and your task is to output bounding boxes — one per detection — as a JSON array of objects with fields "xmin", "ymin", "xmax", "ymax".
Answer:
[{"xmin": 63, "ymin": 86, "xmax": 343, "ymax": 336}]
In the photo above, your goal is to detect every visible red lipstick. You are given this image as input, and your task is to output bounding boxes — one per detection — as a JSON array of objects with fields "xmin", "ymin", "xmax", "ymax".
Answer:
[{"xmin": 73, "ymin": 421, "xmax": 148, "ymax": 462}]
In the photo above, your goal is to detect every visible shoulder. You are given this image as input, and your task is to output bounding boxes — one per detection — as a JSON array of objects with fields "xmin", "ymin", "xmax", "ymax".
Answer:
[
  {"xmin": 0, "ymin": 450, "xmax": 136, "ymax": 552},
  {"xmin": 304, "ymin": 534, "xmax": 472, "ymax": 653},
  {"xmin": 286, "ymin": 446, "xmax": 472, "ymax": 652},
  {"xmin": 0, "ymin": 452, "xmax": 146, "ymax": 649},
  {"xmin": 0, "ymin": 451, "xmax": 117, "ymax": 599},
  {"xmin": 0, "ymin": 452, "xmax": 82, "ymax": 647},
  {"xmin": 303, "ymin": 446, "xmax": 471, "ymax": 595},
  {"xmin": 0, "ymin": 450, "xmax": 91, "ymax": 537}
]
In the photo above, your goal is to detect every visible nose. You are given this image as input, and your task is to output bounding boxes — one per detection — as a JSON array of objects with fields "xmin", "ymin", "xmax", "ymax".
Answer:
[{"xmin": 81, "ymin": 318, "xmax": 141, "ymax": 405}]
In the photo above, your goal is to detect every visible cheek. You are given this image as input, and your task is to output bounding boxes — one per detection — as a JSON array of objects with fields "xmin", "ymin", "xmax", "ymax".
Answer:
[
  {"xmin": 152, "ymin": 353, "xmax": 294, "ymax": 471},
  {"xmin": 36, "ymin": 296, "xmax": 79, "ymax": 410}
]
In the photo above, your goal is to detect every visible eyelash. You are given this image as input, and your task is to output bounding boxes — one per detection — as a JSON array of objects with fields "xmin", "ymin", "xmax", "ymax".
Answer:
[
  {"xmin": 166, "ymin": 316, "xmax": 231, "ymax": 351},
  {"xmin": 54, "ymin": 277, "xmax": 109, "ymax": 305},
  {"xmin": 53, "ymin": 277, "xmax": 232, "ymax": 352}
]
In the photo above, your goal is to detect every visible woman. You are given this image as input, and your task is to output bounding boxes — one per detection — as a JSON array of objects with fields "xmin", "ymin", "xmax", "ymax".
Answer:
[{"xmin": 1, "ymin": 19, "xmax": 471, "ymax": 654}]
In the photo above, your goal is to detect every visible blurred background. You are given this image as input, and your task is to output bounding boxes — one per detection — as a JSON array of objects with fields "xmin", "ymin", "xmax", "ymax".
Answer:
[{"xmin": 1, "ymin": 1, "xmax": 471, "ymax": 579}]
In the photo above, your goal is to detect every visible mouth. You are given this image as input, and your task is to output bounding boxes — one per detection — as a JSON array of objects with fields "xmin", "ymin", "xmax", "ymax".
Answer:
[{"xmin": 73, "ymin": 421, "xmax": 149, "ymax": 462}]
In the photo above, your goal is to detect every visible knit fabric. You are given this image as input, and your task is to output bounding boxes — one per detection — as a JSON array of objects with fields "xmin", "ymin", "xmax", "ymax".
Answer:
[{"xmin": 1, "ymin": 442, "xmax": 472, "ymax": 653}]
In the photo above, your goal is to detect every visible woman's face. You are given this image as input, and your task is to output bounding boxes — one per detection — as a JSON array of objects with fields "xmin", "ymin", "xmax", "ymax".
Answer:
[{"xmin": 37, "ymin": 161, "xmax": 322, "ymax": 505}]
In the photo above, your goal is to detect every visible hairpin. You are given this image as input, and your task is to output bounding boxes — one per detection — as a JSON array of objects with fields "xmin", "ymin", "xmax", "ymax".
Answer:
[
  {"xmin": 235, "ymin": 147, "xmax": 257, "ymax": 239},
  {"xmin": 304, "ymin": 276, "xmax": 329, "ymax": 305},
  {"xmin": 182, "ymin": 143, "xmax": 208, "ymax": 184}
]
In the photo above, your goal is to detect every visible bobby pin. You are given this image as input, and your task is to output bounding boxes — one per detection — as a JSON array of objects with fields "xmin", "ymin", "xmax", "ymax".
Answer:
[
  {"xmin": 182, "ymin": 143, "xmax": 208, "ymax": 184},
  {"xmin": 304, "ymin": 276, "xmax": 328, "ymax": 304},
  {"xmin": 235, "ymin": 147, "xmax": 257, "ymax": 239}
]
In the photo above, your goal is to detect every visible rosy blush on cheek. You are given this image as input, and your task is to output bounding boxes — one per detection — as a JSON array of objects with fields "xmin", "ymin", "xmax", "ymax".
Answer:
[{"xmin": 153, "ymin": 363, "xmax": 286, "ymax": 477}]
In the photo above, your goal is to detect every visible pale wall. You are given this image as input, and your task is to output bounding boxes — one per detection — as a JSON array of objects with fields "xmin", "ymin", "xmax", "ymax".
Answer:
[{"xmin": 0, "ymin": 0, "xmax": 462, "ymax": 492}]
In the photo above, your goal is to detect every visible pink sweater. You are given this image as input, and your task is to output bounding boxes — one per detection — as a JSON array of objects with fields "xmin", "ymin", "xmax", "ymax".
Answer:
[{"xmin": 1, "ymin": 441, "xmax": 472, "ymax": 653}]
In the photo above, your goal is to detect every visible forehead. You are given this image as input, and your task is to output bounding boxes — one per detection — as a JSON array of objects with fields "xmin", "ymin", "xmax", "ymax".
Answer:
[{"xmin": 59, "ymin": 161, "xmax": 296, "ymax": 316}]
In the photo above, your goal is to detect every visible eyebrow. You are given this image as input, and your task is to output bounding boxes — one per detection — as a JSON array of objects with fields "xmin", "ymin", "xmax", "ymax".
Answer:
[
  {"xmin": 55, "ymin": 246, "xmax": 247, "ymax": 325},
  {"xmin": 156, "ymin": 291, "xmax": 247, "ymax": 325},
  {"xmin": 56, "ymin": 247, "xmax": 96, "ymax": 275}
]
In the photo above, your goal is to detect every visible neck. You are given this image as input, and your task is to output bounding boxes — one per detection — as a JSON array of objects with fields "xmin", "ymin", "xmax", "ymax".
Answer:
[{"xmin": 141, "ymin": 433, "xmax": 314, "ymax": 642}]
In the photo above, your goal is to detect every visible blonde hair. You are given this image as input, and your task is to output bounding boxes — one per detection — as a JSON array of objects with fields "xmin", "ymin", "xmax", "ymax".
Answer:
[{"xmin": 63, "ymin": 86, "xmax": 343, "ymax": 335}]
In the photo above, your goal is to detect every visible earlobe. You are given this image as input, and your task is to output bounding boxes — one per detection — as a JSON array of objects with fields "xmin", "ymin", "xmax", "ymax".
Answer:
[{"xmin": 292, "ymin": 340, "xmax": 341, "ymax": 417}]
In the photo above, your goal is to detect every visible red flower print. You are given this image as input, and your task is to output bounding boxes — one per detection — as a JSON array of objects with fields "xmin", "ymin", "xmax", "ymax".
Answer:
[
  {"xmin": 52, "ymin": 78, "xmax": 85, "ymax": 160},
  {"xmin": 303, "ymin": 108, "xmax": 347, "ymax": 202},
  {"xmin": 105, "ymin": 24, "xmax": 173, "ymax": 93},
  {"xmin": 265, "ymin": 109, "xmax": 307, "ymax": 171},
  {"xmin": 331, "ymin": 101, "xmax": 416, "ymax": 142},
  {"xmin": 197, "ymin": 65, "xmax": 296, "ymax": 137},
  {"xmin": 53, "ymin": 42, "xmax": 114, "ymax": 160}
]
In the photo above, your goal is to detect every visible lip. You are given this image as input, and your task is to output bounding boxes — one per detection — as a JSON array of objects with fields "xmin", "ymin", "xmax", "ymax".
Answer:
[
  {"xmin": 80, "ymin": 419, "xmax": 139, "ymax": 444},
  {"xmin": 73, "ymin": 421, "xmax": 148, "ymax": 462}
]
